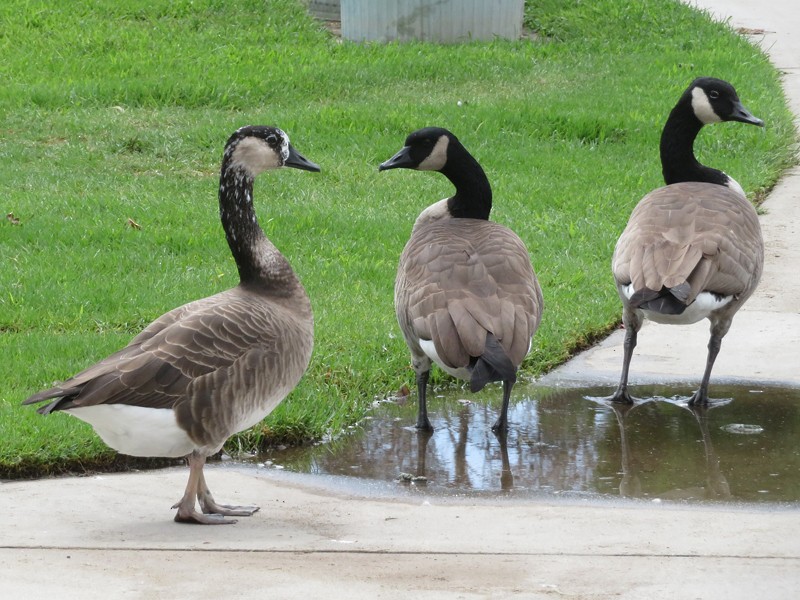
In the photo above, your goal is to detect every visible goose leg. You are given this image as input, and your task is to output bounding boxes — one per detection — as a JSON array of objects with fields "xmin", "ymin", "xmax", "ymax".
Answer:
[
  {"xmin": 491, "ymin": 378, "xmax": 515, "ymax": 433},
  {"xmin": 689, "ymin": 316, "xmax": 732, "ymax": 406},
  {"xmin": 196, "ymin": 468, "xmax": 260, "ymax": 517},
  {"xmin": 173, "ymin": 453, "xmax": 230, "ymax": 524},
  {"xmin": 688, "ymin": 326, "xmax": 726, "ymax": 406},
  {"xmin": 415, "ymin": 369, "xmax": 433, "ymax": 431},
  {"xmin": 610, "ymin": 309, "xmax": 642, "ymax": 404},
  {"xmin": 172, "ymin": 452, "xmax": 251, "ymax": 524}
]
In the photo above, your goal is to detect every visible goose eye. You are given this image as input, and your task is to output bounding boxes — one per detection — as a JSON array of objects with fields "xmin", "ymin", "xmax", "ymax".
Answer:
[
  {"xmin": 709, "ymin": 90, "xmax": 720, "ymax": 100},
  {"xmin": 265, "ymin": 134, "xmax": 278, "ymax": 146}
]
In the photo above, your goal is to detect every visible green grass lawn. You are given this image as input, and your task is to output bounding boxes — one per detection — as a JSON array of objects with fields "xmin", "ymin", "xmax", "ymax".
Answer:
[{"xmin": 0, "ymin": 0, "xmax": 796, "ymax": 477}]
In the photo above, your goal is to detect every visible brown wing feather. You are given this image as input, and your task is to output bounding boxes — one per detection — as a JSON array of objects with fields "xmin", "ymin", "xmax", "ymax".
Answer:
[
  {"xmin": 24, "ymin": 287, "xmax": 313, "ymax": 417},
  {"xmin": 613, "ymin": 182, "xmax": 763, "ymax": 303},
  {"xmin": 447, "ymin": 303, "xmax": 485, "ymax": 357},
  {"xmin": 396, "ymin": 219, "xmax": 543, "ymax": 370}
]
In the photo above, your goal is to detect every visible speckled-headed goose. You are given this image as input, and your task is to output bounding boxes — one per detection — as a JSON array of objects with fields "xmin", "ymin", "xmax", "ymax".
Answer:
[
  {"xmin": 610, "ymin": 77, "xmax": 764, "ymax": 405},
  {"xmin": 379, "ymin": 127, "xmax": 543, "ymax": 433},
  {"xmin": 24, "ymin": 126, "xmax": 319, "ymax": 524}
]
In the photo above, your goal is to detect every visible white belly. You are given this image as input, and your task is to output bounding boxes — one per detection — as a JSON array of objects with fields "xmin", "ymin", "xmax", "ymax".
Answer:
[
  {"xmin": 641, "ymin": 291, "xmax": 733, "ymax": 325},
  {"xmin": 66, "ymin": 405, "xmax": 195, "ymax": 458},
  {"xmin": 420, "ymin": 339, "xmax": 471, "ymax": 380}
]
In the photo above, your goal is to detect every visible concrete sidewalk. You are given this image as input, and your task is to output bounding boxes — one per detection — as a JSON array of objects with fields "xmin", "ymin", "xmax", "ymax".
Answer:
[
  {"xmin": 2, "ymin": 467, "xmax": 799, "ymax": 599},
  {"xmin": 2, "ymin": 2, "xmax": 799, "ymax": 599}
]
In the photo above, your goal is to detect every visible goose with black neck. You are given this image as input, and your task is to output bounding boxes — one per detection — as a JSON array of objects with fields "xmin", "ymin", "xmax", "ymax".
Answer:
[
  {"xmin": 610, "ymin": 77, "xmax": 765, "ymax": 406},
  {"xmin": 380, "ymin": 127, "xmax": 543, "ymax": 434}
]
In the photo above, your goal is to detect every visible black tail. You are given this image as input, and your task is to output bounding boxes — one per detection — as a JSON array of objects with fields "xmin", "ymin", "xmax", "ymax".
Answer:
[
  {"xmin": 22, "ymin": 387, "xmax": 75, "ymax": 415},
  {"xmin": 629, "ymin": 284, "xmax": 690, "ymax": 315},
  {"xmin": 470, "ymin": 334, "xmax": 516, "ymax": 393}
]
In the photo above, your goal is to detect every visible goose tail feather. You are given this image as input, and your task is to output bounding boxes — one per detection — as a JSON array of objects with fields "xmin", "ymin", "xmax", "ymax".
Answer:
[
  {"xmin": 470, "ymin": 334, "xmax": 516, "ymax": 393},
  {"xmin": 629, "ymin": 284, "xmax": 690, "ymax": 315}
]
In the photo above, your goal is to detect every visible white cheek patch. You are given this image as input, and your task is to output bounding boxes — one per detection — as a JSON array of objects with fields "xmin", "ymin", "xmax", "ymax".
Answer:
[
  {"xmin": 691, "ymin": 87, "xmax": 722, "ymax": 124},
  {"xmin": 230, "ymin": 137, "xmax": 281, "ymax": 176},
  {"xmin": 278, "ymin": 128, "xmax": 290, "ymax": 163},
  {"xmin": 418, "ymin": 135, "xmax": 449, "ymax": 171}
]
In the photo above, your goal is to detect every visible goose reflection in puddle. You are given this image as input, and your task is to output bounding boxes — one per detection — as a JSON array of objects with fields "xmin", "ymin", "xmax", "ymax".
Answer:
[
  {"xmin": 257, "ymin": 384, "xmax": 796, "ymax": 503},
  {"xmin": 394, "ymin": 403, "xmax": 515, "ymax": 491},
  {"xmin": 586, "ymin": 395, "xmax": 731, "ymax": 500},
  {"xmin": 408, "ymin": 425, "xmax": 515, "ymax": 491}
]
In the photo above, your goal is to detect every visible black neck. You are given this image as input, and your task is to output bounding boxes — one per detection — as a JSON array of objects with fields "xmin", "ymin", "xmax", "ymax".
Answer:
[
  {"xmin": 442, "ymin": 142, "xmax": 492, "ymax": 220},
  {"xmin": 218, "ymin": 164, "xmax": 296, "ymax": 291},
  {"xmin": 659, "ymin": 103, "xmax": 728, "ymax": 186}
]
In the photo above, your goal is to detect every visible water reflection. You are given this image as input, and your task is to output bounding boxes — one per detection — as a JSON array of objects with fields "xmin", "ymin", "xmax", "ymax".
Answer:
[
  {"xmin": 585, "ymin": 396, "xmax": 733, "ymax": 500},
  {"xmin": 594, "ymin": 398, "xmax": 645, "ymax": 498},
  {"xmin": 259, "ymin": 384, "xmax": 800, "ymax": 504}
]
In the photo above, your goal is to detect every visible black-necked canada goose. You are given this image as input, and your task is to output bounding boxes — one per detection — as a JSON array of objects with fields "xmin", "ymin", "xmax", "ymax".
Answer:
[
  {"xmin": 24, "ymin": 126, "xmax": 319, "ymax": 524},
  {"xmin": 610, "ymin": 77, "xmax": 765, "ymax": 406},
  {"xmin": 379, "ymin": 127, "xmax": 543, "ymax": 433}
]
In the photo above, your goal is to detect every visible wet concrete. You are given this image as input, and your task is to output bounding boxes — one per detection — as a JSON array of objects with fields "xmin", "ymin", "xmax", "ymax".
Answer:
[{"xmin": 259, "ymin": 383, "xmax": 800, "ymax": 505}]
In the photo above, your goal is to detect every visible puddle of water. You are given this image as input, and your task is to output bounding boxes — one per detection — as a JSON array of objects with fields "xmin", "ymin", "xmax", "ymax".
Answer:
[{"xmin": 257, "ymin": 384, "xmax": 800, "ymax": 505}]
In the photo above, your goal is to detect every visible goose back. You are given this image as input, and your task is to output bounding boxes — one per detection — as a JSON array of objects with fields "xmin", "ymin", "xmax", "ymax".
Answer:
[
  {"xmin": 613, "ymin": 181, "xmax": 764, "ymax": 309},
  {"xmin": 396, "ymin": 218, "xmax": 542, "ymax": 375}
]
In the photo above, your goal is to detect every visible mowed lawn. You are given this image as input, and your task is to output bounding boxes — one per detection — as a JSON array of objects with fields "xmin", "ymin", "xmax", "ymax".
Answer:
[{"xmin": 0, "ymin": 0, "xmax": 795, "ymax": 477}]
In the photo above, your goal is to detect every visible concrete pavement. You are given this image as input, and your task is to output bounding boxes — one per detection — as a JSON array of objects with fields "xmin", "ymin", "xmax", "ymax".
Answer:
[
  {"xmin": 2, "ymin": 467, "xmax": 799, "ymax": 599},
  {"xmin": 2, "ymin": 2, "xmax": 799, "ymax": 599}
]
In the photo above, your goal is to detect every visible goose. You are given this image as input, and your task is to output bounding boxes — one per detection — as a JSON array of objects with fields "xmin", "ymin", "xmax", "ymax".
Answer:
[
  {"xmin": 379, "ymin": 127, "xmax": 543, "ymax": 433},
  {"xmin": 610, "ymin": 77, "xmax": 765, "ymax": 406},
  {"xmin": 23, "ymin": 125, "xmax": 319, "ymax": 524}
]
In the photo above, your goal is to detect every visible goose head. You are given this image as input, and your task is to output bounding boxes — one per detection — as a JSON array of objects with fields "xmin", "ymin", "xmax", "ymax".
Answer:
[
  {"xmin": 660, "ymin": 78, "xmax": 764, "ymax": 195},
  {"xmin": 684, "ymin": 77, "xmax": 764, "ymax": 127},
  {"xmin": 379, "ymin": 127, "xmax": 492, "ymax": 222},
  {"xmin": 217, "ymin": 126, "xmax": 319, "ymax": 287},
  {"xmin": 222, "ymin": 126, "xmax": 320, "ymax": 179},
  {"xmin": 379, "ymin": 127, "xmax": 454, "ymax": 172}
]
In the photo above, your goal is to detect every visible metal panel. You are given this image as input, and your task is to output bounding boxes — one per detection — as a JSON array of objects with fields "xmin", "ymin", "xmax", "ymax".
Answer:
[{"xmin": 341, "ymin": 0, "xmax": 524, "ymax": 43}]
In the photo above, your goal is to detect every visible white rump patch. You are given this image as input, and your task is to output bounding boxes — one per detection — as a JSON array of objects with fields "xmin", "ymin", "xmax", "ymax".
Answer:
[
  {"xmin": 642, "ymin": 291, "xmax": 733, "ymax": 325},
  {"xmin": 621, "ymin": 284, "xmax": 635, "ymax": 300},
  {"xmin": 418, "ymin": 135, "xmax": 449, "ymax": 171},
  {"xmin": 691, "ymin": 87, "xmax": 722, "ymax": 125},
  {"xmin": 420, "ymin": 339, "xmax": 471, "ymax": 380},
  {"xmin": 66, "ymin": 405, "xmax": 195, "ymax": 458}
]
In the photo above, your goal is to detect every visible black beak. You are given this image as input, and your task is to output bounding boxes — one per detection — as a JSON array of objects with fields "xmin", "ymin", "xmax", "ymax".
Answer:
[
  {"xmin": 730, "ymin": 101, "xmax": 764, "ymax": 127},
  {"xmin": 379, "ymin": 146, "xmax": 415, "ymax": 171},
  {"xmin": 285, "ymin": 144, "xmax": 321, "ymax": 172}
]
